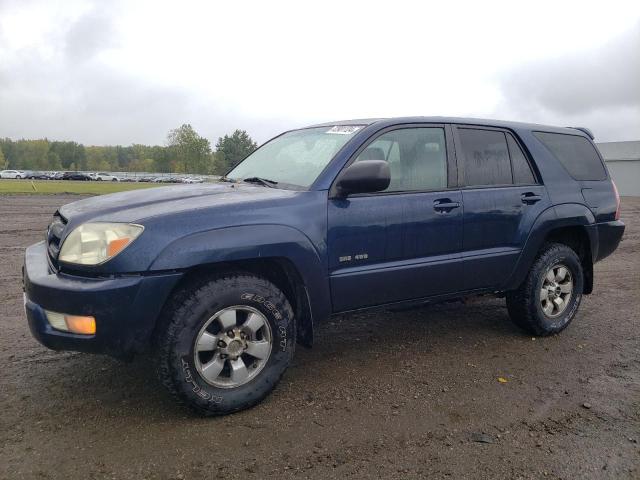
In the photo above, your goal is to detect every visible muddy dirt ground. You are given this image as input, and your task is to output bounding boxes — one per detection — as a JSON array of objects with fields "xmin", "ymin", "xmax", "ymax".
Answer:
[{"xmin": 0, "ymin": 195, "xmax": 638, "ymax": 479}]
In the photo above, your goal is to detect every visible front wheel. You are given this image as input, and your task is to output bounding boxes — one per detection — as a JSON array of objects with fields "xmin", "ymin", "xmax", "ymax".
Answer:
[
  {"xmin": 156, "ymin": 273, "xmax": 295, "ymax": 415},
  {"xmin": 506, "ymin": 243, "xmax": 583, "ymax": 336}
]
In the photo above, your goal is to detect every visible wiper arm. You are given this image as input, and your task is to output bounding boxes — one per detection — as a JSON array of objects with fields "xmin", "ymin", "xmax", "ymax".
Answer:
[{"xmin": 242, "ymin": 177, "xmax": 279, "ymax": 188}]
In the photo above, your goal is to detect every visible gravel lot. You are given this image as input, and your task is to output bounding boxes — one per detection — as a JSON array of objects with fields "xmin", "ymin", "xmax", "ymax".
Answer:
[{"xmin": 1, "ymin": 195, "xmax": 638, "ymax": 480}]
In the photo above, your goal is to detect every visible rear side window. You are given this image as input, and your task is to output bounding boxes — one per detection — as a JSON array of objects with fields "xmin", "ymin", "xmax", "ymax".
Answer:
[
  {"xmin": 507, "ymin": 134, "xmax": 536, "ymax": 184},
  {"xmin": 458, "ymin": 129, "xmax": 511, "ymax": 186},
  {"xmin": 534, "ymin": 132, "xmax": 607, "ymax": 181}
]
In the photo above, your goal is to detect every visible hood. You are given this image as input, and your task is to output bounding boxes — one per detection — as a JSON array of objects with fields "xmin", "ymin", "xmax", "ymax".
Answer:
[{"xmin": 59, "ymin": 183, "xmax": 300, "ymax": 224}]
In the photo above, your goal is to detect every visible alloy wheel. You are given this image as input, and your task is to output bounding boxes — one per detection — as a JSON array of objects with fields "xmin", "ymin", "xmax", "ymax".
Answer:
[
  {"xmin": 540, "ymin": 264, "xmax": 573, "ymax": 318},
  {"xmin": 193, "ymin": 306, "xmax": 272, "ymax": 388}
]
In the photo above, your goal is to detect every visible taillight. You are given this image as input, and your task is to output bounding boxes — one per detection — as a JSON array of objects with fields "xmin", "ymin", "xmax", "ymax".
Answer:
[{"xmin": 612, "ymin": 180, "xmax": 621, "ymax": 221}]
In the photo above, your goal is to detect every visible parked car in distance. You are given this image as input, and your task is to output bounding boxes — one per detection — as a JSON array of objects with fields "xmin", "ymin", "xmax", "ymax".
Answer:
[
  {"xmin": 0, "ymin": 169, "xmax": 25, "ymax": 179},
  {"xmin": 61, "ymin": 172, "xmax": 92, "ymax": 181},
  {"xmin": 23, "ymin": 117, "xmax": 625, "ymax": 416},
  {"xmin": 25, "ymin": 171, "xmax": 53, "ymax": 180},
  {"xmin": 91, "ymin": 172, "xmax": 119, "ymax": 182},
  {"xmin": 182, "ymin": 177, "xmax": 205, "ymax": 184}
]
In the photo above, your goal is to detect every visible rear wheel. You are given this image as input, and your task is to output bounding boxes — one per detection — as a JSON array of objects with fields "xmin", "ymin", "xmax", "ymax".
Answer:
[
  {"xmin": 506, "ymin": 243, "xmax": 583, "ymax": 336},
  {"xmin": 156, "ymin": 273, "xmax": 295, "ymax": 415}
]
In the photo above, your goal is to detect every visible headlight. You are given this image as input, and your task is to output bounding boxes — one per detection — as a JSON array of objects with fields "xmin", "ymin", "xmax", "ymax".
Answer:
[{"xmin": 58, "ymin": 222, "xmax": 144, "ymax": 265}]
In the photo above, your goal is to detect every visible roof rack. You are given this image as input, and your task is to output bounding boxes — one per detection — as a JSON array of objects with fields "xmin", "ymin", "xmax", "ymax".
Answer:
[{"xmin": 568, "ymin": 127, "xmax": 594, "ymax": 140}]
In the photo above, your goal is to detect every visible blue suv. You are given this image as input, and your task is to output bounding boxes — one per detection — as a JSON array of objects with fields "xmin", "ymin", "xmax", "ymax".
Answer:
[{"xmin": 23, "ymin": 117, "xmax": 625, "ymax": 415}]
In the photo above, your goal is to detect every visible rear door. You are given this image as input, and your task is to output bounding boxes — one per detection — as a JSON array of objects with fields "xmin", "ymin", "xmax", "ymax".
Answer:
[
  {"xmin": 453, "ymin": 126, "xmax": 549, "ymax": 290},
  {"xmin": 328, "ymin": 125, "xmax": 464, "ymax": 311}
]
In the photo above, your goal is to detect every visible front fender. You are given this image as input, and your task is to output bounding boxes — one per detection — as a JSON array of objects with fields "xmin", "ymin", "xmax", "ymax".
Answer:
[
  {"xmin": 151, "ymin": 224, "xmax": 331, "ymax": 325},
  {"xmin": 504, "ymin": 203, "xmax": 597, "ymax": 290}
]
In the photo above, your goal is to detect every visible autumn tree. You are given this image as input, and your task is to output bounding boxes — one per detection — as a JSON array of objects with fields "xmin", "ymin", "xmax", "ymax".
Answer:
[{"xmin": 167, "ymin": 124, "xmax": 212, "ymax": 174}]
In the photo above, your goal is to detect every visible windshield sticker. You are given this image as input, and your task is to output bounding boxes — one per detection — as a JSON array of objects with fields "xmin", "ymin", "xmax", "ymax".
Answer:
[{"xmin": 326, "ymin": 125, "xmax": 363, "ymax": 135}]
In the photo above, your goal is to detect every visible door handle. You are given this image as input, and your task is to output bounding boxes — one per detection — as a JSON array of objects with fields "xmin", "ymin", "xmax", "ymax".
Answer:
[
  {"xmin": 521, "ymin": 192, "xmax": 542, "ymax": 204},
  {"xmin": 434, "ymin": 199, "xmax": 460, "ymax": 212}
]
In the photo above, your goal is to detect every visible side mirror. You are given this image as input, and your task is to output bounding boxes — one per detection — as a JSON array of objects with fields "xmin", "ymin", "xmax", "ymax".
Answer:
[{"xmin": 334, "ymin": 160, "xmax": 390, "ymax": 197}]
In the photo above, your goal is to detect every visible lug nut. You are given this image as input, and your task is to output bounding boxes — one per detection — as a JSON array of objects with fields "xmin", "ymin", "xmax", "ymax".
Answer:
[
  {"xmin": 218, "ymin": 340, "xmax": 226, "ymax": 347},
  {"xmin": 227, "ymin": 330, "xmax": 234, "ymax": 337}
]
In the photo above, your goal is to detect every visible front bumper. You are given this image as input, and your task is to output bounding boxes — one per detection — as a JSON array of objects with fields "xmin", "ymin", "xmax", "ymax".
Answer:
[{"xmin": 23, "ymin": 242, "xmax": 183, "ymax": 357}]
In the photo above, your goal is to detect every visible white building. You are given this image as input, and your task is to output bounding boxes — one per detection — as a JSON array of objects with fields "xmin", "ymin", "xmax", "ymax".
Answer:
[{"xmin": 597, "ymin": 141, "xmax": 640, "ymax": 196}]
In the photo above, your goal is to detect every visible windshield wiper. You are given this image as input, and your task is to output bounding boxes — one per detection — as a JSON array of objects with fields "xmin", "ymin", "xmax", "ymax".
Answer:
[{"xmin": 242, "ymin": 177, "xmax": 279, "ymax": 188}]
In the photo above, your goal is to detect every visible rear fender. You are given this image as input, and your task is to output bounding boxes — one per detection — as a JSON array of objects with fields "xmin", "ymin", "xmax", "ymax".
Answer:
[{"xmin": 505, "ymin": 204, "xmax": 597, "ymax": 291}]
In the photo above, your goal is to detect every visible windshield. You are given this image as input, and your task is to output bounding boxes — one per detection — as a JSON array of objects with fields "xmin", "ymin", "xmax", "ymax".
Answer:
[{"xmin": 227, "ymin": 125, "xmax": 364, "ymax": 188}]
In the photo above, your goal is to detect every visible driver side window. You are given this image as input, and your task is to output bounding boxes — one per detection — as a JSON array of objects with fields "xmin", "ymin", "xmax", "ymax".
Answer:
[{"xmin": 354, "ymin": 127, "xmax": 447, "ymax": 192}]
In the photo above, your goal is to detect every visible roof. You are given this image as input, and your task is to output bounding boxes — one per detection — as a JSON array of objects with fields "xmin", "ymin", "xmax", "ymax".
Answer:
[
  {"xmin": 307, "ymin": 116, "xmax": 589, "ymax": 137},
  {"xmin": 596, "ymin": 141, "xmax": 640, "ymax": 162}
]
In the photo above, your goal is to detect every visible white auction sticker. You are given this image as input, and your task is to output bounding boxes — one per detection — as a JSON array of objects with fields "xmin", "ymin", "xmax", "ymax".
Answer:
[{"xmin": 326, "ymin": 125, "xmax": 363, "ymax": 135}]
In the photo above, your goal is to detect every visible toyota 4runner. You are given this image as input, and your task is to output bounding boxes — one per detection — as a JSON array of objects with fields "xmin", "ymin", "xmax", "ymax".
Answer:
[{"xmin": 23, "ymin": 117, "xmax": 625, "ymax": 415}]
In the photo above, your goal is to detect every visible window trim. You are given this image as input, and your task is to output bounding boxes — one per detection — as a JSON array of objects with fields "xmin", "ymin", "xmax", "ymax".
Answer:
[
  {"xmin": 329, "ymin": 123, "xmax": 458, "ymax": 198},
  {"xmin": 452, "ymin": 125, "xmax": 541, "ymax": 189},
  {"xmin": 505, "ymin": 132, "xmax": 540, "ymax": 185}
]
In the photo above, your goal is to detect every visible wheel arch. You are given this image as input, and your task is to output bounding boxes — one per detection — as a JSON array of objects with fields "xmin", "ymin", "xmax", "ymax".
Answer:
[
  {"xmin": 150, "ymin": 224, "xmax": 330, "ymax": 348},
  {"xmin": 506, "ymin": 204, "xmax": 597, "ymax": 294}
]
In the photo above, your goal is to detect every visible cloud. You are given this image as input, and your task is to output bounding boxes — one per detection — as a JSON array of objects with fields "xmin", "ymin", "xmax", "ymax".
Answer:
[
  {"xmin": 0, "ymin": 1, "xmax": 638, "ymax": 146},
  {"xmin": 63, "ymin": 10, "xmax": 117, "ymax": 63},
  {"xmin": 496, "ymin": 22, "xmax": 640, "ymax": 141}
]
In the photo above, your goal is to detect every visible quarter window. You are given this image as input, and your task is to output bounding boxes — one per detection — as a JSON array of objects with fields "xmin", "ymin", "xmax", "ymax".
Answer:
[
  {"xmin": 533, "ymin": 132, "xmax": 606, "ymax": 181},
  {"xmin": 354, "ymin": 128, "xmax": 447, "ymax": 192},
  {"xmin": 458, "ymin": 128, "xmax": 511, "ymax": 186}
]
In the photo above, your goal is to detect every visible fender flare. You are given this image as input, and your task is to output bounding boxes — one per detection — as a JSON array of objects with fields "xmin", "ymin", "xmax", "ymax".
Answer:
[
  {"xmin": 151, "ymin": 224, "xmax": 331, "ymax": 340},
  {"xmin": 505, "ymin": 203, "xmax": 597, "ymax": 290}
]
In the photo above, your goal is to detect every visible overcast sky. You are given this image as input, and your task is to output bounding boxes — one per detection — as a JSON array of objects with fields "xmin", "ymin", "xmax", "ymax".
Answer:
[{"xmin": 0, "ymin": 0, "xmax": 638, "ymax": 146}]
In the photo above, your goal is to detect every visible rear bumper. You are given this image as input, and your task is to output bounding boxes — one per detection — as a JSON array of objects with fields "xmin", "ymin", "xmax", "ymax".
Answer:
[
  {"xmin": 23, "ymin": 241, "xmax": 183, "ymax": 357},
  {"xmin": 591, "ymin": 220, "xmax": 625, "ymax": 262}
]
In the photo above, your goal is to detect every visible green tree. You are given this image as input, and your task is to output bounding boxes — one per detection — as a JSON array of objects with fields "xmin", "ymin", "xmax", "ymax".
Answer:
[
  {"xmin": 167, "ymin": 124, "xmax": 212, "ymax": 174},
  {"xmin": 0, "ymin": 138, "xmax": 16, "ymax": 168},
  {"xmin": 14, "ymin": 139, "xmax": 50, "ymax": 170},
  {"xmin": 0, "ymin": 146, "xmax": 6, "ymax": 169},
  {"xmin": 50, "ymin": 141, "xmax": 86, "ymax": 170},
  {"xmin": 47, "ymin": 151, "xmax": 62, "ymax": 170},
  {"xmin": 214, "ymin": 129, "xmax": 257, "ymax": 173}
]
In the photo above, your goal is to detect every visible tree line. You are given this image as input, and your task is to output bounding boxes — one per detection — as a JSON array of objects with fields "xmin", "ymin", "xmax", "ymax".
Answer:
[{"xmin": 0, "ymin": 124, "xmax": 258, "ymax": 175}]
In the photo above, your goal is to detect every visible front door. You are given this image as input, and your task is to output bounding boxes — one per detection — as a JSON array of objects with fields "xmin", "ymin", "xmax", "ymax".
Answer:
[{"xmin": 327, "ymin": 125, "xmax": 464, "ymax": 312}]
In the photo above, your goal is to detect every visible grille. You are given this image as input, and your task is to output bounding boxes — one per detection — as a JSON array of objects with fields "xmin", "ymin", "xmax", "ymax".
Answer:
[{"xmin": 46, "ymin": 212, "xmax": 67, "ymax": 262}]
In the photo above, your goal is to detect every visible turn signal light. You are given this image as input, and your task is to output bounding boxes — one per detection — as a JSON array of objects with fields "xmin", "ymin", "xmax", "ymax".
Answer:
[
  {"xmin": 45, "ymin": 310, "xmax": 96, "ymax": 335},
  {"xmin": 107, "ymin": 237, "xmax": 132, "ymax": 257},
  {"xmin": 65, "ymin": 315, "xmax": 97, "ymax": 335}
]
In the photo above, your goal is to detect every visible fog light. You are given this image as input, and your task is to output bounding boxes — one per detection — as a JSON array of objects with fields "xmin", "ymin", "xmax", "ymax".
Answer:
[
  {"xmin": 45, "ymin": 310, "xmax": 96, "ymax": 335},
  {"xmin": 45, "ymin": 311, "xmax": 68, "ymax": 331}
]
